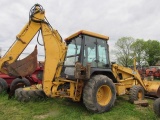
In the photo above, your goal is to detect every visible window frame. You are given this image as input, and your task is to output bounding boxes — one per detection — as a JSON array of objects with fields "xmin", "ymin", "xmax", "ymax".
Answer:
[{"xmin": 83, "ymin": 35, "xmax": 109, "ymax": 68}]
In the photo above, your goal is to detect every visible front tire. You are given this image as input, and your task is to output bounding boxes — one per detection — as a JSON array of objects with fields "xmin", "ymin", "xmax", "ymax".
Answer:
[
  {"xmin": 129, "ymin": 85, "xmax": 144, "ymax": 103},
  {"xmin": 83, "ymin": 75, "xmax": 116, "ymax": 113},
  {"xmin": 153, "ymin": 98, "xmax": 160, "ymax": 116}
]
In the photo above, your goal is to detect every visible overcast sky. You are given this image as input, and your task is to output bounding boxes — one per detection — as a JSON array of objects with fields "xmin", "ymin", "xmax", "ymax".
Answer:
[{"xmin": 0, "ymin": 0, "xmax": 160, "ymax": 61}]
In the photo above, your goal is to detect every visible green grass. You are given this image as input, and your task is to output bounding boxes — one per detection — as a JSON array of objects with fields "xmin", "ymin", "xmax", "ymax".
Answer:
[{"xmin": 0, "ymin": 93, "xmax": 159, "ymax": 120}]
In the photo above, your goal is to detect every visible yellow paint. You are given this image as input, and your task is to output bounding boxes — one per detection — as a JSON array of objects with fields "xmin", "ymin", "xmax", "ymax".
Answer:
[
  {"xmin": 2, "ymin": 4, "xmax": 160, "ymax": 103},
  {"xmin": 138, "ymin": 90, "xmax": 143, "ymax": 100},
  {"xmin": 65, "ymin": 30, "xmax": 109, "ymax": 41},
  {"xmin": 0, "ymin": 5, "xmax": 67, "ymax": 97},
  {"xmin": 96, "ymin": 85, "xmax": 112, "ymax": 106},
  {"xmin": 112, "ymin": 64, "xmax": 147, "ymax": 91},
  {"xmin": 115, "ymin": 84, "xmax": 126, "ymax": 95}
]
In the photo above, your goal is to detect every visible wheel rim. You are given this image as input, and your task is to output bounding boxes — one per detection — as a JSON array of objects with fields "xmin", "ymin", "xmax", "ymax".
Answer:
[
  {"xmin": 96, "ymin": 85, "xmax": 112, "ymax": 106},
  {"xmin": 138, "ymin": 90, "xmax": 143, "ymax": 100}
]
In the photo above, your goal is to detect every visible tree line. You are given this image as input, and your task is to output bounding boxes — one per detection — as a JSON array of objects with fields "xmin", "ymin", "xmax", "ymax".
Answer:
[{"xmin": 114, "ymin": 37, "xmax": 160, "ymax": 67}]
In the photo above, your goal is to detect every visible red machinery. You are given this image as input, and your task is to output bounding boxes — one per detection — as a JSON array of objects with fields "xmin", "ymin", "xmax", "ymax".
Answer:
[
  {"xmin": 0, "ymin": 62, "xmax": 43, "ymax": 97},
  {"xmin": 154, "ymin": 69, "xmax": 160, "ymax": 78},
  {"xmin": 138, "ymin": 66, "xmax": 160, "ymax": 79}
]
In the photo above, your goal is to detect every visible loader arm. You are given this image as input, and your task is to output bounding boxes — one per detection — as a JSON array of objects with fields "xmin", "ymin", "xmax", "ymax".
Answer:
[
  {"xmin": 0, "ymin": 4, "xmax": 67, "ymax": 96},
  {"xmin": 112, "ymin": 64, "xmax": 147, "ymax": 91}
]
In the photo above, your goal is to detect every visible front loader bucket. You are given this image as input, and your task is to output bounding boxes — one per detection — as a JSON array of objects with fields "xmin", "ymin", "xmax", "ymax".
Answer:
[
  {"xmin": 144, "ymin": 80, "xmax": 160, "ymax": 98},
  {"xmin": 6, "ymin": 46, "xmax": 38, "ymax": 77}
]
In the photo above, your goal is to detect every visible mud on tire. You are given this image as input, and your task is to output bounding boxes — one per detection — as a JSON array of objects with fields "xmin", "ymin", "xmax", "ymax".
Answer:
[
  {"xmin": 129, "ymin": 85, "xmax": 144, "ymax": 103},
  {"xmin": 83, "ymin": 75, "xmax": 116, "ymax": 113}
]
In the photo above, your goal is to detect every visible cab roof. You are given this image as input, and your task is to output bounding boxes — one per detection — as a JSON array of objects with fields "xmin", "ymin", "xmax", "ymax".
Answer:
[{"xmin": 65, "ymin": 30, "xmax": 109, "ymax": 41}]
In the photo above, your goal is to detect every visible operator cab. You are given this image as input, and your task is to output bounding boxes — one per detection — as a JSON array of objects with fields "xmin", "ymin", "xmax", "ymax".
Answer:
[{"xmin": 61, "ymin": 30, "xmax": 112, "ymax": 80}]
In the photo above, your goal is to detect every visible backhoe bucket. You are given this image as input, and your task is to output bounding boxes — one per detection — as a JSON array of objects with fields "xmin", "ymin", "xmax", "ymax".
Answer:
[{"xmin": 6, "ymin": 46, "xmax": 38, "ymax": 77}]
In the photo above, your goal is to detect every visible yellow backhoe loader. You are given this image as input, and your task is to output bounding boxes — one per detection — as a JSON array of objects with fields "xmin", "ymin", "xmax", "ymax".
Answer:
[{"xmin": 1, "ymin": 4, "xmax": 160, "ymax": 113}]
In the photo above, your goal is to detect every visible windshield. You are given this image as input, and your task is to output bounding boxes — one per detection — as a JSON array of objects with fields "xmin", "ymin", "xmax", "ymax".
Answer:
[
  {"xmin": 83, "ymin": 35, "xmax": 109, "ymax": 68},
  {"xmin": 64, "ymin": 36, "xmax": 82, "ymax": 66}
]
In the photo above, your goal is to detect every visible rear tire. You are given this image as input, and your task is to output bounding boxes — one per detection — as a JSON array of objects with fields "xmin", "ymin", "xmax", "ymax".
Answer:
[
  {"xmin": 15, "ymin": 88, "xmax": 23, "ymax": 98},
  {"xmin": 83, "ymin": 75, "xmax": 116, "ymax": 113},
  {"xmin": 15, "ymin": 88, "xmax": 46, "ymax": 102},
  {"xmin": 0, "ymin": 78, "xmax": 8, "ymax": 93},
  {"xmin": 0, "ymin": 84, "xmax": 3, "ymax": 93},
  {"xmin": 28, "ymin": 90, "xmax": 38, "ymax": 98},
  {"xmin": 15, "ymin": 88, "xmax": 23, "ymax": 101},
  {"xmin": 10, "ymin": 78, "xmax": 30, "ymax": 90},
  {"xmin": 35, "ymin": 90, "xmax": 46, "ymax": 97},
  {"xmin": 15, "ymin": 88, "xmax": 30, "ymax": 102},
  {"xmin": 129, "ymin": 85, "xmax": 144, "ymax": 103},
  {"xmin": 9, "ymin": 78, "xmax": 31, "ymax": 98},
  {"xmin": 153, "ymin": 98, "xmax": 160, "ymax": 116},
  {"xmin": 0, "ymin": 78, "xmax": 8, "ymax": 90}
]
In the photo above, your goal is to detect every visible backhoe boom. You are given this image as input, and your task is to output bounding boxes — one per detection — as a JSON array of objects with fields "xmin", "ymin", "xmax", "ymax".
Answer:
[{"xmin": 0, "ymin": 4, "xmax": 67, "ymax": 96}]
